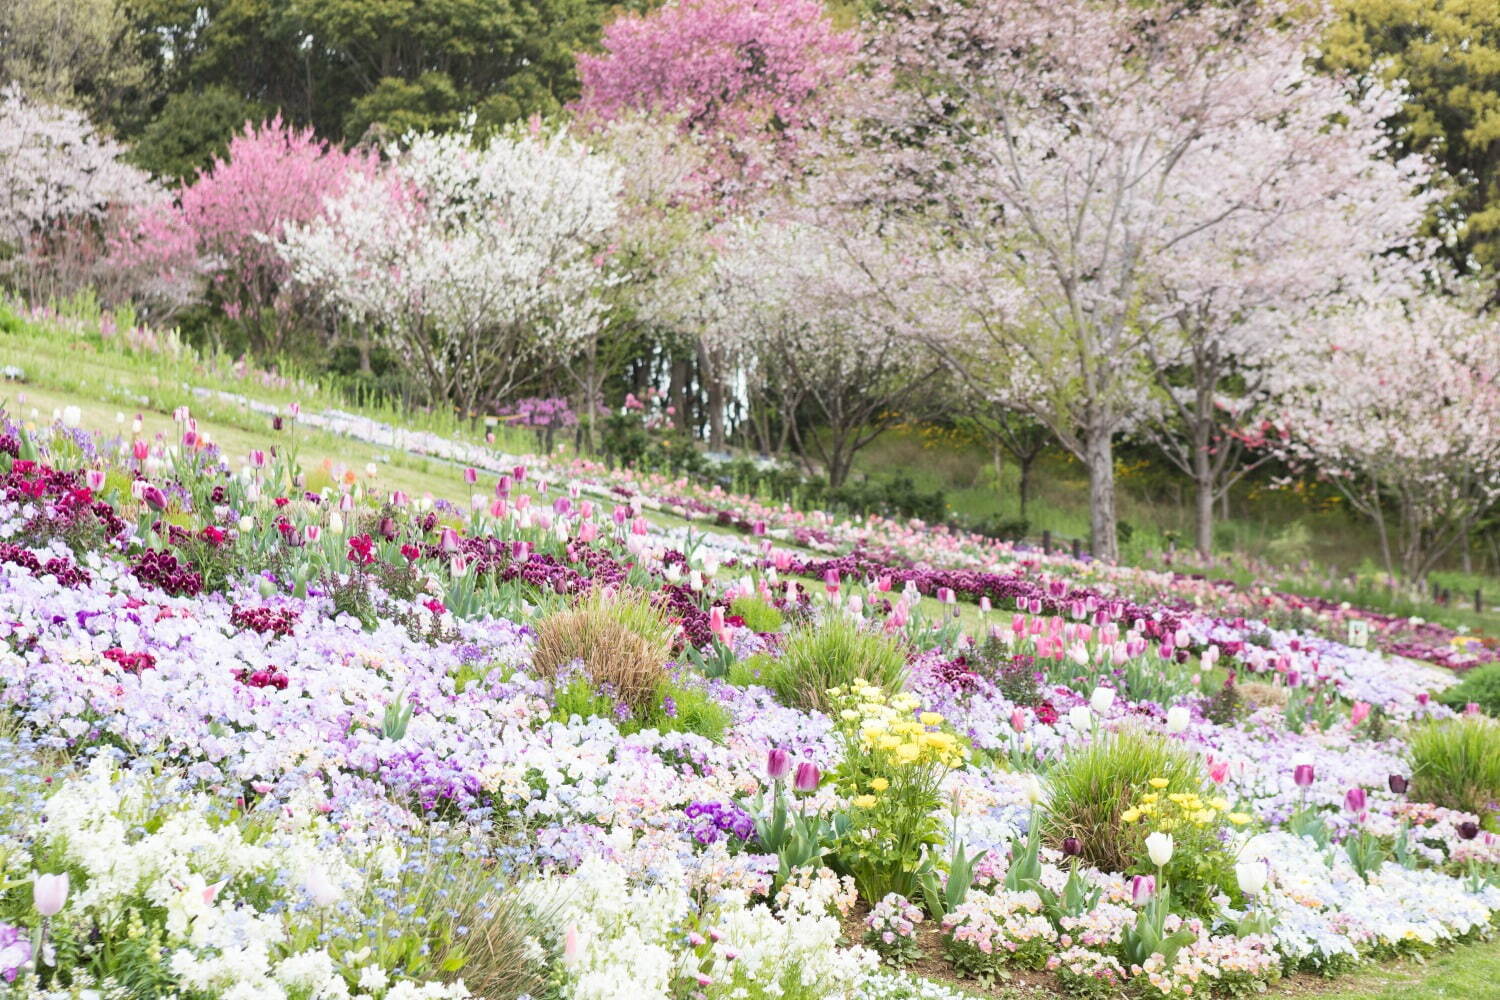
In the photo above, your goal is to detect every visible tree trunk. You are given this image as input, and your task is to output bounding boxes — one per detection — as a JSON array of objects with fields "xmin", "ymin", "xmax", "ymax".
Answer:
[
  {"xmin": 1018, "ymin": 456, "xmax": 1034, "ymax": 520},
  {"xmin": 1083, "ymin": 425, "xmax": 1118, "ymax": 561},
  {"xmin": 1193, "ymin": 436, "xmax": 1215, "ymax": 557},
  {"xmin": 670, "ymin": 356, "xmax": 690, "ymax": 433}
]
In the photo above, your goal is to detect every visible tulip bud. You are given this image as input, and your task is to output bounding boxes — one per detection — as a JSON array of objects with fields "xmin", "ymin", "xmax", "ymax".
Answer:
[
  {"xmin": 793, "ymin": 762, "xmax": 820, "ymax": 793},
  {"xmin": 766, "ymin": 748, "xmax": 791, "ymax": 781},
  {"xmin": 1458, "ymin": 821, "xmax": 1481, "ymax": 840},
  {"xmin": 1061, "ymin": 836, "xmax": 1082, "ymax": 857},
  {"xmin": 1235, "ymin": 859, "xmax": 1268, "ymax": 897},
  {"xmin": 1344, "ymin": 786, "xmax": 1366, "ymax": 814},
  {"xmin": 1293, "ymin": 763, "xmax": 1314, "ymax": 788},
  {"xmin": 1388, "ymin": 774, "xmax": 1409, "ymax": 795},
  {"xmin": 1165, "ymin": 705, "xmax": 1190, "ymax": 734},
  {"xmin": 1089, "ymin": 687, "xmax": 1115, "ymax": 715},
  {"xmin": 1130, "ymin": 874, "xmax": 1154, "ymax": 906},
  {"xmin": 304, "ymin": 866, "xmax": 340, "ymax": 907}
]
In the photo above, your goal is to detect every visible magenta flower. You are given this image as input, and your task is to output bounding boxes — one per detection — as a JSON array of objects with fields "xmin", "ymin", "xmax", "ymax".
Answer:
[
  {"xmin": 793, "ymin": 761, "xmax": 820, "ymax": 793},
  {"xmin": 1293, "ymin": 764, "xmax": 1315, "ymax": 788},
  {"xmin": 766, "ymin": 748, "xmax": 791, "ymax": 781}
]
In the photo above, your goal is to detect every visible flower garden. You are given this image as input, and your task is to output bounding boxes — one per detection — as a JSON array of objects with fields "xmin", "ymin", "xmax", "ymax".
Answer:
[{"xmin": 0, "ymin": 405, "xmax": 1497, "ymax": 1000}]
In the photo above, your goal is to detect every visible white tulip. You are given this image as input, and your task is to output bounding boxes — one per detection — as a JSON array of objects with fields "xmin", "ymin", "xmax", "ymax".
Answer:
[
  {"xmin": 1145, "ymin": 831, "xmax": 1174, "ymax": 867},
  {"xmin": 1235, "ymin": 859, "xmax": 1268, "ymax": 896},
  {"xmin": 1067, "ymin": 705, "xmax": 1093, "ymax": 731},
  {"xmin": 328, "ymin": 512, "xmax": 344, "ymax": 534},
  {"xmin": 238, "ymin": 516, "xmax": 255, "ymax": 533},
  {"xmin": 61, "ymin": 406, "xmax": 82, "ymax": 428},
  {"xmin": 1165, "ymin": 705, "xmax": 1190, "ymax": 734},
  {"xmin": 1089, "ymin": 686, "xmax": 1115, "ymax": 714},
  {"xmin": 304, "ymin": 866, "xmax": 340, "ymax": 907}
]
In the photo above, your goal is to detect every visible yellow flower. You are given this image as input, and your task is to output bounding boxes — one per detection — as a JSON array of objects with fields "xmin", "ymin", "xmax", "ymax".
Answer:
[
  {"xmin": 1141, "ymin": 793, "xmax": 1160, "ymax": 805},
  {"xmin": 1227, "ymin": 812, "xmax": 1252, "ymax": 826},
  {"xmin": 853, "ymin": 795, "xmax": 878, "ymax": 809},
  {"xmin": 1191, "ymin": 809, "xmax": 1217, "ymax": 825},
  {"xmin": 1149, "ymin": 778, "xmax": 1170, "ymax": 789},
  {"xmin": 877, "ymin": 734, "xmax": 902, "ymax": 751},
  {"xmin": 1167, "ymin": 793, "xmax": 1190, "ymax": 805},
  {"xmin": 919, "ymin": 711, "xmax": 944, "ymax": 726},
  {"xmin": 1209, "ymin": 797, "xmax": 1230, "ymax": 811},
  {"xmin": 870, "ymin": 778, "xmax": 890, "ymax": 792},
  {"xmin": 895, "ymin": 743, "xmax": 922, "ymax": 764},
  {"xmin": 1121, "ymin": 808, "xmax": 1142, "ymax": 823}
]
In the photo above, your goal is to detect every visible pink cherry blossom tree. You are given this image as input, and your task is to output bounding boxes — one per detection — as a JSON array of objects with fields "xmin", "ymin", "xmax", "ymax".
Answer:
[
  {"xmin": 834, "ymin": 0, "xmax": 1422, "ymax": 562},
  {"xmin": 1272, "ymin": 293, "xmax": 1500, "ymax": 581},
  {"xmin": 575, "ymin": 0, "xmax": 858, "ymax": 201},
  {"xmin": 120, "ymin": 116, "xmax": 372, "ymax": 355}
]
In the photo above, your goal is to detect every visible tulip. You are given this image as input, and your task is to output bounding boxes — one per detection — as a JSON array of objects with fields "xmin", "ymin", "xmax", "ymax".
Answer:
[
  {"xmin": 463, "ymin": 467, "xmax": 477, "ymax": 485},
  {"xmin": 766, "ymin": 748, "xmax": 791, "ymax": 781},
  {"xmin": 1061, "ymin": 836, "xmax": 1082, "ymax": 857},
  {"xmin": 33, "ymin": 872, "xmax": 68, "ymax": 916},
  {"xmin": 141, "ymin": 484, "xmax": 167, "ymax": 511},
  {"xmin": 1067, "ymin": 705, "xmax": 1092, "ymax": 731},
  {"xmin": 1416, "ymin": 692, "xmax": 1430, "ymax": 706},
  {"xmin": 1165, "ymin": 705, "xmax": 1190, "ymax": 734},
  {"xmin": 1458, "ymin": 821, "xmax": 1481, "ymax": 841},
  {"xmin": 1349, "ymin": 701, "xmax": 1371, "ymax": 727},
  {"xmin": 793, "ymin": 762, "xmax": 820, "ymax": 793},
  {"xmin": 1088, "ymin": 686, "xmax": 1115, "ymax": 714},
  {"xmin": 1344, "ymin": 786, "xmax": 1366, "ymax": 814},
  {"xmin": 1208, "ymin": 760, "xmax": 1230, "ymax": 784},
  {"xmin": 61, "ymin": 405, "xmax": 82, "ymax": 429},
  {"xmin": 84, "ymin": 468, "xmax": 106, "ymax": 491},
  {"xmin": 1130, "ymin": 874, "xmax": 1155, "ymax": 905},
  {"xmin": 303, "ymin": 524, "xmax": 321, "ymax": 544},
  {"xmin": 1145, "ymin": 831, "xmax": 1174, "ymax": 867},
  {"xmin": 1293, "ymin": 763, "xmax": 1315, "ymax": 788},
  {"xmin": 439, "ymin": 527, "xmax": 461, "ymax": 553},
  {"xmin": 1235, "ymin": 859, "xmax": 1268, "ymax": 897},
  {"xmin": 1388, "ymin": 774, "xmax": 1409, "ymax": 795},
  {"xmin": 1009, "ymin": 709, "xmax": 1027, "ymax": 733}
]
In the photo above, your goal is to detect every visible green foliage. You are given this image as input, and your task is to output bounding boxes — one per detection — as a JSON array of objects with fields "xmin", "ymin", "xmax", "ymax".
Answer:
[
  {"xmin": 762, "ymin": 616, "xmax": 909, "ymax": 713},
  {"xmin": 729, "ymin": 594, "xmax": 784, "ymax": 633},
  {"xmin": 1436, "ymin": 663, "xmax": 1500, "ymax": 717},
  {"xmin": 1323, "ymin": 1, "xmax": 1500, "ymax": 278},
  {"xmin": 1409, "ymin": 715, "xmax": 1500, "ymax": 822},
  {"xmin": 130, "ymin": 86, "xmax": 266, "ymax": 179},
  {"xmin": 551, "ymin": 673, "xmax": 731, "ymax": 741},
  {"xmin": 1042, "ymin": 728, "xmax": 1204, "ymax": 872}
]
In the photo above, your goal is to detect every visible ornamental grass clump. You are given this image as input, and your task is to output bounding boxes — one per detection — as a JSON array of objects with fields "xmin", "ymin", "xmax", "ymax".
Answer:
[
  {"xmin": 1409, "ymin": 715, "xmax": 1500, "ymax": 823},
  {"xmin": 531, "ymin": 588, "xmax": 674, "ymax": 712},
  {"xmin": 1042, "ymin": 728, "xmax": 1203, "ymax": 872},
  {"xmin": 764, "ymin": 616, "xmax": 908, "ymax": 712}
]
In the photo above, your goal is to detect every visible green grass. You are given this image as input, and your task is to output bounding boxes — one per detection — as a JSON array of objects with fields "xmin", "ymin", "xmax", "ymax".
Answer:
[{"xmin": 1293, "ymin": 935, "xmax": 1500, "ymax": 999}]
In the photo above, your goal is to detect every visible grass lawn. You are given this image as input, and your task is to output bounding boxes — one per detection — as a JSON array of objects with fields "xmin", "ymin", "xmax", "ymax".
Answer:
[{"xmin": 1283, "ymin": 936, "xmax": 1500, "ymax": 999}]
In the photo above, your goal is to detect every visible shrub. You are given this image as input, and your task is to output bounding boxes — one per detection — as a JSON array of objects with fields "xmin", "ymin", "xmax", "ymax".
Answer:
[
  {"xmin": 762, "ymin": 616, "xmax": 908, "ymax": 712},
  {"xmin": 1042, "ymin": 728, "xmax": 1204, "ymax": 872},
  {"xmin": 1436, "ymin": 663, "xmax": 1500, "ymax": 717},
  {"xmin": 1409, "ymin": 715, "xmax": 1500, "ymax": 822},
  {"xmin": 551, "ymin": 671, "xmax": 731, "ymax": 741},
  {"xmin": 531, "ymin": 588, "xmax": 674, "ymax": 711},
  {"xmin": 730, "ymin": 594, "xmax": 785, "ymax": 633},
  {"xmin": 970, "ymin": 637, "xmax": 1042, "ymax": 706}
]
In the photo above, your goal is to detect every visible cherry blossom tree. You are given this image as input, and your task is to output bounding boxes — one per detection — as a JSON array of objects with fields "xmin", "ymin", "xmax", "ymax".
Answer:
[
  {"xmin": 1272, "ymin": 293, "xmax": 1500, "ymax": 581},
  {"xmin": 0, "ymin": 84, "xmax": 161, "ymax": 304},
  {"xmin": 838, "ymin": 0, "xmax": 1417, "ymax": 561},
  {"xmin": 278, "ymin": 126, "xmax": 621, "ymax": 419},
  {"xmin": 120, "ymin": 117, "xmax": 373, "ymax": 355},
  {"xmin": 575, "ymin": 0, "xmax": 859, "ymax": 450},
  {"xmin": 708, "ymin": 214, "xmax": 942, "ymax": 486},
  {"xmin": 1141, "ymin": 75, "xmax": 1435, "ymax": 556}
]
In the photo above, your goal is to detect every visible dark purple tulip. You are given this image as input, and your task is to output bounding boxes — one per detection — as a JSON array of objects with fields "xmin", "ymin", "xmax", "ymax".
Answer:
[
  {"xmin": 1293, "ymin": 764, "xmax": 1315, "ymax": 788},
  {"xmin": 1061, "ymin": 837, "xmax": 1082, "ymax": 857},
  {"xmin": 272, "ymin": 416, "xmax": 284, "ymax": 431},
  {"xmin": 1344, "ymin": 786, "xmax": 1367, "ymax": 814},
  {"xmin": 1458, "ymin": 821, "xmax": 1481, "ymax": 841},
  {"xmin": 793, "ymin": 762, "xmax": 820, "ymax": 793},
  {"xmin": 378, "ymin": 516, "xmax": 398, "ymax": 541},
  {"xmin": 141, "ymin": 485, "xmax": 167, "ymax": 512},
  {"xmin": 1388, "ymin": 774, "xmax": 1409, "ymax": 795},
  {"xmin": 766, "ymin": 748, "xmax": 791, "ymax": 782}
]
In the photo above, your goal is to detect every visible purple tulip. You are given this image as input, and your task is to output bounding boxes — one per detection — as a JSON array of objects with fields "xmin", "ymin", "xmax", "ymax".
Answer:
[
  {"xmin": 1130, "ymin": 874, "xmax": 1155, "ymax": 906},
  {"xmin": 1388, "ymin": 774, "xmax": 1408, "ymax": 795},
  {"xmin": 766, "ymin": 748, "xmax": 791, "ymax": 782},
  {"xmin": 141, "ymin": 485, "xmax": 167, "ymax": 512},
  {"xmin": 793, "ymin": 762, "xmax": 820, "ymax": 793},
  {"xmin": 1293, "ymin": 764, "xmax": 1315, "ymax": 788},
  {"xmin": 1061, "ymin": 836, "xmax": 1082, "ymax": 857},
  {"xmin": 1344, "ymin": 786, "xmax": 1366, "ymax": 814},
  {"xmin": 1458, "ymin": 821, "xmax": 1481, "ymax": 841}
]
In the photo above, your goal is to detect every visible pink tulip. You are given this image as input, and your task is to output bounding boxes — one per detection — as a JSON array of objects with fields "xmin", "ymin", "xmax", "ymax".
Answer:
[
  {"xmin": 84, "ymin": 469, "xmax": 106, "ymax": 491},
  {"xmin": 766, "ymin": 748, "xmax": 791, "ymax": 781},
  {"xmin": 1009, "ymin": 709, "xmax": 1026, "ymax": 733},
  {"xmin": 1416, "ymin": 692, "xmax": 1430, "ymax": 706},
  {"xmin": 823, "ymin": 568, "xmax": 840, "ymax": 595},
  {"xmin": 1130, "ymin": 874, "xmax": 1154, "ymax": 905},
  {"xmin": 793, "ymin": 762, "xmax": 820, "ymax": 793},
  {"xmin": 1208, "ymin": 760, "xmax": 1230, "ymax": 783},
  {"xmin": 1293, "ymin": 764, "xmax": 1315, "ymax": 787},
  {"xmin": 439, "ymin": 527, "xmax": 461, "ymax": 552},
  {"xmin": 1349, "ymin": 701, "xmax": 1370, "ymax": 726},
  {"xmin": 1344, "ymin": 786, "xmax": 1367, "ymax": 814}
]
